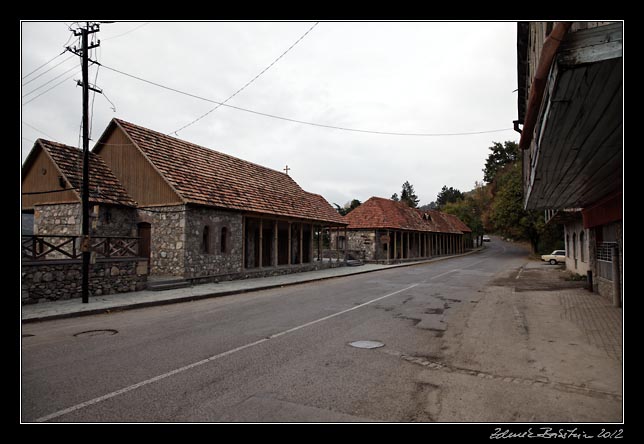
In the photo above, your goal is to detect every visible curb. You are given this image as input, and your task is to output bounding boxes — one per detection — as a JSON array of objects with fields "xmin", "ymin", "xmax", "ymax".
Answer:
[{"xmin": 22, "ymin": 247, "xmax": 485, "ymax": 323}]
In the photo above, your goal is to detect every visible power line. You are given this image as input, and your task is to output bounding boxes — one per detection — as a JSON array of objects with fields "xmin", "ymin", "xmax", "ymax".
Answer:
[
  {"xmin": 21, "ymin": 50, "xmax": 67, "ymax": 80},
  {"xmin": 22, "ymin": 54, "xmax": 75, "ymax": 87},
  {"xmin": 22, "ymin": 63, "xmax": 79, "ymax": 98},
  {"xmin": 103, "ymin": 22, "xmax": 150, "ymax": 41},
  {"xmin": 21, "ymin": 69, "xmax": 80, "ymax": 106},
  {"xmin": 22, "ymin": 121, "xmax": 55, "ymax": 140},
  {"xmin": 101, "ymin": 62, "xmax": 514, "ymax": 137},
  {"xmin": 171, "ymin": 22, "xmax": 319, "ymax": 136}
]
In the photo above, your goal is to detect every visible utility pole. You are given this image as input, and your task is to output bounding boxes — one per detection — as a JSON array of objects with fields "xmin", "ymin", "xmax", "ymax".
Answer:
[{"xmin": 69, "ymin": 22, "xmax": 101, "ymax": 303}]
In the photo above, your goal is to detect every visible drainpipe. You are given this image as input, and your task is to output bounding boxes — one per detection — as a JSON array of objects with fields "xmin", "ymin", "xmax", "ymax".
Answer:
[{"xmin": 519, "ymin": 22, "xmax": 572, "ymax": 150}]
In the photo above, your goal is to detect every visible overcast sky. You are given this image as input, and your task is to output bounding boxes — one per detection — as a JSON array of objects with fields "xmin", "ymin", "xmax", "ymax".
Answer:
[{"xmin": 21, "ymin": 21, "xmax": 519, "ymax": 208}]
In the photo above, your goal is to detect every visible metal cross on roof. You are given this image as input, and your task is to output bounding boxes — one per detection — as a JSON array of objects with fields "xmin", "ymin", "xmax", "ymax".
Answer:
[{"xmin": 283, "ymin": 165, "xmax": 290, "ymax": 175}]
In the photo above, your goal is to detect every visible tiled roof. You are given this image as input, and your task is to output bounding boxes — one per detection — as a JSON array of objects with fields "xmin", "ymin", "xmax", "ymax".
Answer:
[
  {"xmin": 39, "ymin": 139, "xmax": 136, "ymax": 207},
  {"xmin": 343, "ymin": 197, "xmax": 471, "ymax": 234},
  {"xmin": 112, "ymin": 119, "xmax": 345, "ymax": 225}
]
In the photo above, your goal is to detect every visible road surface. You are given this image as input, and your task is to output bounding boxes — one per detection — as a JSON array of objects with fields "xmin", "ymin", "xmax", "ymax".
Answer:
[{"xmin": 21, "ymin": 238, "xmax": 621, "ymax": 422}]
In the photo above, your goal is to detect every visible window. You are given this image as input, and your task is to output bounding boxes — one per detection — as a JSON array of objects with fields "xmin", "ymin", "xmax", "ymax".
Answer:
[
  {"xmin": 202, "ymin": 226, "xmax": 210, "ymax": 254},
  {"xmin": 220, "ymin": 227, "xmax": 227, "ymax": 254},
  {"xmin": 580, "ymin": 231, "xmax": 585, "ymax": 262},
  {"xmin": 566, "ymin": 235, "xmax": 570, "ymax": 257}
]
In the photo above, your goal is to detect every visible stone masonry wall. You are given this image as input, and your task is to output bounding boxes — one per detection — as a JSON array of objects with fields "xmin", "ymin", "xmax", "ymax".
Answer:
[
  {"xmin": 34, "ymin": 203, "xmax": 81, "ymax": 235},
  {"xmin": 34, "ymin": 203, "xmax": 136, "ymax": 237},
  {"xmin": 184, "ymin": 207, "xmax": 242, "ymax": 278},
  {"xmin": 141, "ymin": 205, "xmax": 187, "ymax": 277},
  {"xmin": 22, "ymin": 258, "xmax": 148, "ymax": 304},
  {"xmin": 346, "ymin": 230, "xmax": 377, "ymax": 261}
]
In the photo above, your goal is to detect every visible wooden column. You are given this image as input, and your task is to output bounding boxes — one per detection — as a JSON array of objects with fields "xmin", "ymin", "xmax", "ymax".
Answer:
[
  {"xmin": 317, "ymin": 225, "xmax": 321, "ymax": 262},
  {"xmin": 273, "ymin": 220, "xmax": 278, "ymax": 267},
  {"xmin": 343, "ymin": 226, "xmax": 348, "ymax": 263},
  {"xmin": 287, "ymin": 222, "xmax": 292, "ymax": 265},
  {"xmin": 387, "ymin": 230, "xmax": 391, "ymax": 264},
  {"xmin": 258, "ymin": 218, "xmax": 263, "ymax": 268},
  {"xmin": 309, "ymin": 223, "xmax": 313, "ymax": 264},
  {"xmin": 241, "ymin": 216, "xmax": 246, "ymax": 269},
  {"xmin": 299, "ymin": 222, "xmax": 303, "ymax": 265},
  {"xmin": 394, "ymin": 230, "xmax": 398, "ymax": 260}
]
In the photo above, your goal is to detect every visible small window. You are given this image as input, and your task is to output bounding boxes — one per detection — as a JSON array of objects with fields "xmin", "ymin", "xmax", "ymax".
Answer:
[
  {"xmin": 202, "ymin": 226, "xmax": 210, "ymax": 254},
  {"xmin": 580, "ymin": 231, "xmax": 585, "ymax": 262},
  {"xmin": 220, "ymin": 227, "xmax": 227, "ymax": 254}
]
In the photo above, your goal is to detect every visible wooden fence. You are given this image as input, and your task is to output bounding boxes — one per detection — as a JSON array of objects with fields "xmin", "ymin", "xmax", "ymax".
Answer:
[{"xmin": 22, "ymin": 235, "xmax": 141, "ymax": 261}]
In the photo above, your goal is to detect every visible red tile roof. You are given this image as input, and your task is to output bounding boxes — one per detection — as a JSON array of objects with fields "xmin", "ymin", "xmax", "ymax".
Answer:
[
  {"xmin": 110, "ymin": 119, "xmax": 345, "ymax": 225},
  {"xmin": 38, "ymin": 139, "xmax": 136, "ymax": 207},
  {"xmin": 343, "ymin": 197, "xmax": 471, "ymax": 233}
]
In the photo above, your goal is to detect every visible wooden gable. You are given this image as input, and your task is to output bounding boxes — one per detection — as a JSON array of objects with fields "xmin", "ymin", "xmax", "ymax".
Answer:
[
  {"xmin": 22, "ymin": 142, "xmax": 79, "ymax": 210},
  {"xmin": 93, "ymin": 121, "xmax": 183, "ymax": 207}
]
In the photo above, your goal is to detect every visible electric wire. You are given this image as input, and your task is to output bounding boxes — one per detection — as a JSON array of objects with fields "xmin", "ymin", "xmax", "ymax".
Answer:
[
  {"xmin": 101, "ymin": 63, "xmax": 514, "ymax": 137},
  {"xmin": 22, "ymin": 50, "xmax": 67, "ymax": 80},
  {"xmin": 22, "ymin": 55, "xmax": 75, "ymax": 87},
  {"xmin": 21, "ymin": 69, "xmax": 81, "ymax": 106},
  {"xmin": 171, "ymin": 22, "xmax": 319, "ymax": 136},
  {"xmin": 22, "ymin": 63, "xmax": 79, "ymax": 98}
]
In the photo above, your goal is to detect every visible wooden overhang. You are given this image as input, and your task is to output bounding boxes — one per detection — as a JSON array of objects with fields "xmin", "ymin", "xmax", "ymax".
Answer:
[{"xmin": 522, "ymin": 22, "xmax": 623, "ymax": 210}]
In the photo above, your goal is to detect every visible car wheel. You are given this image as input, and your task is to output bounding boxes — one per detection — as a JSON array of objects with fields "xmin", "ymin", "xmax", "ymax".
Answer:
[{"xmin": 549, "ymin": 259, "xmax": 557, "ymax": 265}]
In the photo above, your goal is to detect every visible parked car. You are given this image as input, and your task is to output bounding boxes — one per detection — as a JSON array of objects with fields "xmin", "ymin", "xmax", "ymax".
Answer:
[
  {"xmin": 482, "ymin": 235, "xmax": 491, "ymax": 242},
  {"xmin": 541, "ymin": 250, "xmax": 566, "ymax": 265}
]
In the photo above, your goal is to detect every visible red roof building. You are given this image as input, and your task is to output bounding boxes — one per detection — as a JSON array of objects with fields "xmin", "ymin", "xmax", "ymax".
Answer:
[
  {"xmin": 92, "ymin": 118, "xmax": 346, "ymax": 281},
  {"xmin": 336, "ymin": 197, "xmax": 472, "ymax": 263}
]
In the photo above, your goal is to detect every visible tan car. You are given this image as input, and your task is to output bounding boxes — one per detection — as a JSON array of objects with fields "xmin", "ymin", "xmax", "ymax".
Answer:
[{"xmin": 541, "ymin": 250, "xmax": 566, "ymax": 265}]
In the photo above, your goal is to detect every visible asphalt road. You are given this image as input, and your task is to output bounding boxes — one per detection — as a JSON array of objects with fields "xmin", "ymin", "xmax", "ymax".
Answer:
[{"xmin": 21, "ymin": 239, "xmax": 537, "ymax": 422}]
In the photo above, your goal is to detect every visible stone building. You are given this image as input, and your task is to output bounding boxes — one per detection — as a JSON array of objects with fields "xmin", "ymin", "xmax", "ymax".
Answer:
[
  {"xmin": 332, "ymin": 197, "xmax": 472, "ymax": 263},
  {"xmin": 92, "ymin": 118, "xmax": 347, "ymax": 283},
  {"xmin": 21, "ymin": 139, "xmax": 147, "ymax": 302},
  {"xmin": 516, "ymin": 22, "xmax": 622, "ymax": 304}
]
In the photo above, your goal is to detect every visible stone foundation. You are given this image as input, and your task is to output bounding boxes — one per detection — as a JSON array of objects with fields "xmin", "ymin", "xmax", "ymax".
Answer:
[{"xmin": 22, "ymin": 258, "xmax": 148, "ymax": 304}]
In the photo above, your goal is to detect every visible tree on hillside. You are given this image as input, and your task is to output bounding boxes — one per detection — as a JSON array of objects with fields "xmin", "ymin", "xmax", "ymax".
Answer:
[
  {"xmin": 391, "ymin": 182, "xmax": 420, "ymax": 208},
  {"xmin": 333, "ymin": 199, "xmax": 362, "ymax": 216},
  {"xmin": 442, "ymin": 197, "xmax": 484, "ymax": 238},
  {"xmin": 483, "ymin": 141, "xmax": 519, "ymax": 184},
  {"xmin": 399, "ymin": 181, "xmax": 420, "ymax": 208},
  {"xmin": 436, "ymin": 185, "xmax": 464, "ymax": 209},
  {"xmin": 488, "ymin": 161, "xmax": 562, "ymax": 253}
]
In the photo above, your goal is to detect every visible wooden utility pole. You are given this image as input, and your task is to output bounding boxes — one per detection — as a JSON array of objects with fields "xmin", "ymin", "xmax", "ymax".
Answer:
[{"xmin": 69, "ymin": 23, "xmax": 101, "ymax": 303}]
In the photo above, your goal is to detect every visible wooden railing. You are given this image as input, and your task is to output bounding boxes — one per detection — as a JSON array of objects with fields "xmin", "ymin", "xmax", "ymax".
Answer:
[{"xmin": 22, "ymin": 235, "xmax": 141, "ymax": 261}]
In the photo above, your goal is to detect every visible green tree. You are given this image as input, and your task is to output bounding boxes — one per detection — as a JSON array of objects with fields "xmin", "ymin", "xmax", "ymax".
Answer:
[
  {"xmin": 488, "ymin": 161, "xmax": 561, "ymax": 253},
  {"xmin": 436, "ymin": 185, "xmax": 464, "ymax": 209},
  {"xmin": 483, "ymin": 141, "xmax": 519, "ymax": 184},
  {"xmin": 399, "ymin": 181, "xmax": 420, "ymax": 208},
  {"xmin": 333, "ymin": 199, "xmax": 362, "ymax": 216},
  {"xmin": 442, "ymin": 196, "xmax": 484, "ymax": 237},
  {"xmin": 391, "ymin": 193, "xmax": 399, "ymax": 201}
]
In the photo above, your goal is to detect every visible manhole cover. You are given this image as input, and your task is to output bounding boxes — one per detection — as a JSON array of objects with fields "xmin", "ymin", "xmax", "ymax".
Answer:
[
  {"xmin": 349, "ymin": 340, "xmax": 385, "ymax": 349},
  {"xmin": 73, "ymin": 329, "xmax": 118, "ymax": 338}
]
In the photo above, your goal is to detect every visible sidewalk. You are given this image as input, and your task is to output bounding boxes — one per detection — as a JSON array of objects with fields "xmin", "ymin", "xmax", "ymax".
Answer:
[{"xmin": 22, "ymin": 249, "xmax": 483, "ymax": 323}]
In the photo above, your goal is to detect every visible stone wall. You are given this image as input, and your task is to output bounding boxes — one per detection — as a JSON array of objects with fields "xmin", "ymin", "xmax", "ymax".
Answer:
[
  {"xmin": 22, "ymin": 258, "xmax": 148, "ymax": 304},
  {"xmin": 184, "ymin": 207, "xmax": 242, "ymax": 278},
  {"xmin": 141, "ymin": 205, "xmax": 187, "ymax": 277},
  {"xmin": 34, "ymin": 203, "xmax": 81, "ymax": 235},
  {"xmin": 33, "ymin": 203, "xmax": 137, "ymax": 237},
  {"xmin": 346, "ymin": 230, "xmax": 377, "ymax": 261}
]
